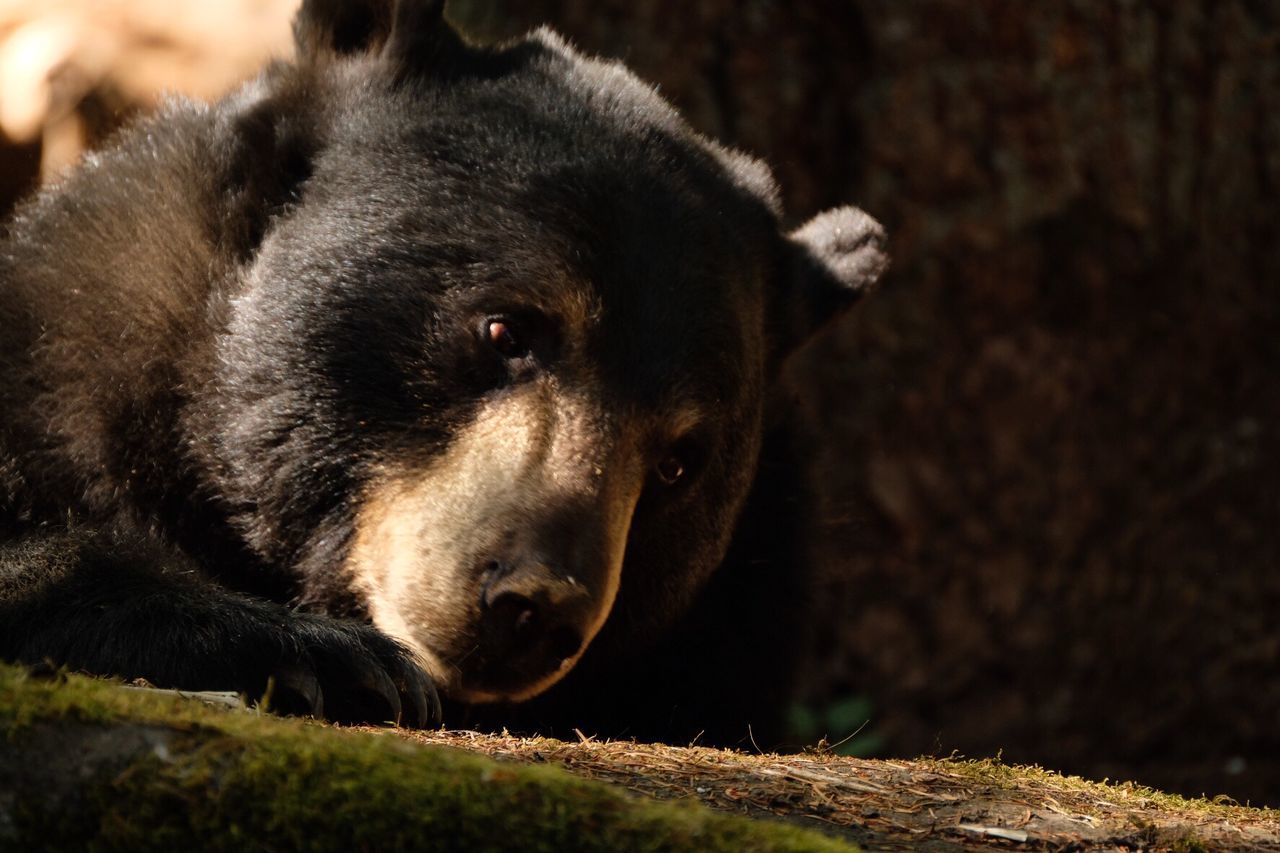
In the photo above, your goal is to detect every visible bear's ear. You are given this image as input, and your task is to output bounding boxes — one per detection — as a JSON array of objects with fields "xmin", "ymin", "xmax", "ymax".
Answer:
[
  {"xmin": 294, "ymin": 0, "xmax": 452, "ymax": 67},
  {"xmin": 772, "ymin": 206, "xmax": 888, "ymax": 363}
]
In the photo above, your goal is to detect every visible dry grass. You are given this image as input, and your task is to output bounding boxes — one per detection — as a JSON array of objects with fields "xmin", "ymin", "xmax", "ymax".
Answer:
[{"xmin": 383, "ymin": 728, "xmax": 1280, "ymax": 851}]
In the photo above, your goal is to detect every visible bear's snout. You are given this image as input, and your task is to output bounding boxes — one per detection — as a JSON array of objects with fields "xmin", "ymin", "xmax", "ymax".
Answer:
[{"xmin": 474, "ymin": 557, "xmax": 595, "ymax": 689}]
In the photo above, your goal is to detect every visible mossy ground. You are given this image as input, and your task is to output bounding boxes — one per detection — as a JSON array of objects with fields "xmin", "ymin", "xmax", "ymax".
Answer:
[
  {"xmin": 394, "ymin": 728, "xmax": 1280, "ymax": 851},
  {"xmin": 4, "ymin": 663, "xmax": 1279, "ymax": 851},
  {"xmin": 0, "ymin": 664, "xmax": 853, "ymax": 852},
  {"xmin": 918, "ymin": 754, "xmax": 1279, "ymax": 819}
]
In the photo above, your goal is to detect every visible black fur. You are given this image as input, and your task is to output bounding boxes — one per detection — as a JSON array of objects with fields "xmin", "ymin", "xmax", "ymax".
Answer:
[{"xmin": 0, "ymin": 1, "xmax": 884, "ymax": 738}]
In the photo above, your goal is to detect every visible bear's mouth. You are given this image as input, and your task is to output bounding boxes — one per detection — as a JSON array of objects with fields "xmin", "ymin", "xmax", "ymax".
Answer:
[
  {"xmin": 380, "ymin": 547, "xmax": 621, "ymax": 703},
  {"xmin": 435, "ymin": 556, "xmax": 594, "ymax": 700},
  {"xmin": 348, "ymin": 492, "xmax": 629, "ymax": 703},
  {"xmin": 448, "ymin": 635, "xmax": 586, "ymax": 704},
  {"xmin": 344, "ymin": 381, "xmax": 645, "ymax": 704},
  {"xmin": 374, "ymin": 602, "xmax": 599, "ymax": 705}
]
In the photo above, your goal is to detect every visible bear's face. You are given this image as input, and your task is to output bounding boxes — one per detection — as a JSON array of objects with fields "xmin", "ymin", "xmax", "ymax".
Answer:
[{"xmin": 208, "ymin": 0, "xmax": 886, "ymax": 703}]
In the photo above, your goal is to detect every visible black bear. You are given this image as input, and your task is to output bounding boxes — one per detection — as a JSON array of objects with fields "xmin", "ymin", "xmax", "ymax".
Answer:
[{"xmin": 0, "ymin": 0, "xmax": 885, "ymax": 741}]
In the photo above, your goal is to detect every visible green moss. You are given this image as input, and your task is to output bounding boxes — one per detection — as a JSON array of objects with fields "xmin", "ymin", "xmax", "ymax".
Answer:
[
  {"xmin": 0, "ymin": 665, "xmax": 855, "ymax": 852},
  {"xmin": 1168, "ymin": 831, "xmax": 1210, "ymax": 853},
  {"xmin": 921, "ymin": 755, "xmax": 1279, "ymax": 820}
]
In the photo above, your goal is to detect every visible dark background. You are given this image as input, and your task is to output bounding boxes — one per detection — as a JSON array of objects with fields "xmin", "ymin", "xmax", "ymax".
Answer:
[{"xmin": 2, "ymin": 0, "xmax": 1276, "ymax": 806}]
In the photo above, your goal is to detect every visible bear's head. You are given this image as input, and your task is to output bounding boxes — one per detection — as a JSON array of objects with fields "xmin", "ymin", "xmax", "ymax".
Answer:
[{"xmin": 208, "ymin": 0, "xmax": 886, "ymax": 703}]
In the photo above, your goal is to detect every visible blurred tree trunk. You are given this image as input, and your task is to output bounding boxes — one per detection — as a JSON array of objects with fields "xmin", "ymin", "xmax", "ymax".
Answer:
[{"xmin": 448, "ymin": 0, "xmax": 1280, "ymax": 805}]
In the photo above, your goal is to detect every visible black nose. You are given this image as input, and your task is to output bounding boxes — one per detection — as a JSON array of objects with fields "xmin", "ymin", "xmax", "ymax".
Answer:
[
  {"xmin": 479, "ymin": 562, "xmax": 593, "ymax": 678},
  {"xmin": 485, "ymin": 590, "xmax": 586, "ymax": 660}
]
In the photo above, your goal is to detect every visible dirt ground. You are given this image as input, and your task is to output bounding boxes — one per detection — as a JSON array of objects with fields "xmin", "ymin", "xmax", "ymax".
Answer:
[{"xmin": 389, "ymin": 728, "xmax": 1280, "ymax": 852}]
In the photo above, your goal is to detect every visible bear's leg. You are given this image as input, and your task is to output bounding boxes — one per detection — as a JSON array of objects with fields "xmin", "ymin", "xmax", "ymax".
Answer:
[{"xmin": 0, "ymin": 528, "xmax": 439, "ymax": 727}]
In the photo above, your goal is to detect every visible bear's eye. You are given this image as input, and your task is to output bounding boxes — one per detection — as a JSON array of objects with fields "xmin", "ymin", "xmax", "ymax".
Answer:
[
  {"xmin": 653, "ymin": 432, "xmax": 707, "ymax": 491},
  {"xmin": 485, "ymin": 318, "xmax": 528, "ymax": 359},
  {"xmin": 655, "ymin": 454, "xmax": 686, "ymax": 486}
]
